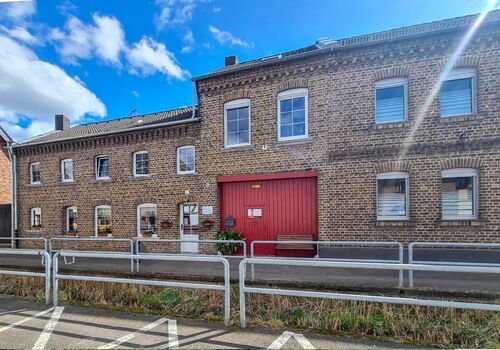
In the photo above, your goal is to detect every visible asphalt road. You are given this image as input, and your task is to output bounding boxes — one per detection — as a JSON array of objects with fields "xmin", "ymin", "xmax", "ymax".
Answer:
[{"xmin": 0, "ymin": 295, "xmax": 413, "ymax": 349}]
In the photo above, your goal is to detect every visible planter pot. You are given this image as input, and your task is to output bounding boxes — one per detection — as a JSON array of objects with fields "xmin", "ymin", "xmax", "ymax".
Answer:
[
  {"xmin": 97, "ymin": 232, "xmax": 109, "ymax": 237},
  {"xmin": 142, "ymin": 232, "xmax": 154, "ymax": 238},
  {"xmin": 66, "ymin": 231, "xmax": 77, "ymax": 237}
]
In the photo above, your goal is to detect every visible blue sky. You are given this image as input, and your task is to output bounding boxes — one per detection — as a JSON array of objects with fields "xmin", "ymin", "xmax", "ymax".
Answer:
[{"xmin": 0, "ymin": 0, "xmax": 496, "ymax": 141}]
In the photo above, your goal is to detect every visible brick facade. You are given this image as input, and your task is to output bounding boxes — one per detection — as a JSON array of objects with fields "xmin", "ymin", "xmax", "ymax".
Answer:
[
  {"xmin": 0, "ymin": 138, "xmax": 11, "ymax": 205},
  {"xmin": 13, "ymin": 16, "xmax": 500, "ymax": 246}
]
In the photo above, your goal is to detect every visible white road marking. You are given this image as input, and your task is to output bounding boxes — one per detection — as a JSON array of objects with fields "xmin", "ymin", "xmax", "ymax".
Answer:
[
  {"xmin": 32, "ymin": 306, "xmax": 64, "ymax": 350},
  {"xmin": 0, "ymin": 309, "xmax": 25, "ymax": 316},
  {"xmin": 0, "ymin": 308, "xmax": 54, "ymax": 334},
  {"xmin": 98, "ymin": 318, "xmax": 170, "ymax": 349},
  {"xmin": 168, "ymin": 319, "xmax": 179, "ymax": 349},
  {"xmin": 268, "ymin": 331, "xmax": 315, "ymax": 349}
]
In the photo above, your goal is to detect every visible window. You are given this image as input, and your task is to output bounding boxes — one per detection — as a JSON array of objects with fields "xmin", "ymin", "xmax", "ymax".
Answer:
[
  {"xmin": 95, "ymin": 155, "xmax": 110, "ymax": 180},
  {"xmin": 376, "ymin": 172, "xmax": 409, "ymax": 220},
  {"xmin": 375, "ymin": 78, "xmax": 407, "ymax": 124},
  {"xmin": 30, "ymin": 162, "xmax": 41, "ymax": 184},
  {"xmin": 95, "ymin": 205, "xmax": 112, "ymax": 235},
  {"xmin": 440, "ymin": 68, "xmax": 475, "ymax": 117},
  {"xmin": 61, "ymin": 159, "xmax": 74, "ymax": 182},
  {"xmin": 30, "ymin": 208, "xmax": 42, "ymax": 229},
  {"xmin": 278, "ymin": 88, "xmax": 308, "ymax": 140},
  {"xmin": 442, "ymin": 168, "xmax": 478, "ymax": 220},
  {"xmin": 177, "ymin": 146, "xmax": 195, "ymax": 174},
  {"xmin": 137, "ymin": 204, "xmax": 157, "ymax": 237},
  {"xmin": 66, "ymin": 206, "xmax": 77, "ymax": 232},
  {"xmin": 133, "ymin": 151, "xmax": 149, "ymax": 177},
  {"xmin": 224, "ymin": 99, "xmax": 250, "ymax": 147}
]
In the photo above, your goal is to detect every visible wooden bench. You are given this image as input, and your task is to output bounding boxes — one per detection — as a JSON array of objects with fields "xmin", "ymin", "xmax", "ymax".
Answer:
[{"xmin": 275, "ymin": 234, "xmax": 315, "ymax": 256}]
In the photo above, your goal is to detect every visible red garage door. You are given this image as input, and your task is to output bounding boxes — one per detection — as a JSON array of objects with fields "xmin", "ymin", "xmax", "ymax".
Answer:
[{"xmin": 218, "ymin": 171, "xmax": 318, "ymax": 256}]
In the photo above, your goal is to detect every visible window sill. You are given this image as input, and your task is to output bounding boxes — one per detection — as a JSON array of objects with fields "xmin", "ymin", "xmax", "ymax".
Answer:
[
  {"xmin": 439, "ymin": 220, "xmax": 484, "ymax": 227},
  {"xmin": 438, "ymin": 114, "xmax": 482, "ymax": 123},
  {"xmin": 26, "ymin": 183, "xmax": 42, "ymax": 188},
  {"xmin": 373, "ymin": 121, "xmax": 408, "ymax": 130},
  {"xmin": 221, "ymin": 145, "xmax": 254, "ymax": 152},
  {"xmin": 60, "ymin": 181, "xmax": 76, "ymax": 185},
  {"xmin": 276, "ymin": 138, "xmax": 314, "ymax": 146},
  {"xmin": 139, "ymin": 234, "xmax": 158, "ymax": 239},
  {"xmin": 26, "ymin": 229, "xmax": 43, "ymax": 233},
  {"xmin": 374, "ymin": 219, "xmax": 415, "ymax": 227},
  {"xmin": 96, "ymin": 234, "xmax": 113, "ymax": 238}
]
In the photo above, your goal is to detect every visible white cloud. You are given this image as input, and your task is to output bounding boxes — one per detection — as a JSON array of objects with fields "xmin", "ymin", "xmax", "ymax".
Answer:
[
  {"xmin": 208, "ymin": 25, "xmax": 252, "ymax": 47},
  {"xmin": 0, "ymin": 34, "xmax": 106, "ymax": 141},
  {"xmin": 126, "ymin": 36, "xmax": 188, "ymax": 80},
  {"xmin": 51, "ymin": 14, "xmax": 125, "ymax": 66},
  {"xmin": 0, "ymin": 0, "xmax": 36, "ymax": 24},
  {"xmin": 212, "ymin": 7, "xmax": 222, "ymax": 13},
  {"xmin": 154, "ymin": 0, "xmax": 197, "ymax": 30},
  {"xmin": 0, "ymin": 25, "xmax": 40, "ymax": 45},
  {"xmin": 180, "ymin": 30, "xmax": 194, "ymax": 53}
]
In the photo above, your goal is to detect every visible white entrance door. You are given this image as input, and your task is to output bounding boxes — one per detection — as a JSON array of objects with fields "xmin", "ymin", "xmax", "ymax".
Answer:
[{"xmin": 180, "ymin": 203, "xmax": 199, "ymax": 253}]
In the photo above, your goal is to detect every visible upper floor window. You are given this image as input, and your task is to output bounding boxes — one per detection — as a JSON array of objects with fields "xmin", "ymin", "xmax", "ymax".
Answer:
[
  {"xmin": 376, "ymin": 172, "xmax": 409, "ymax": 220},
  {"xmin": 224, "ymin": 99, "xmax": 250, "ymax": 148},
  {"xmin": 177, "ymin": 146, "xmax": 195, "ymax": 174},
  {"xmin": 61, "ymin": 159, "xmax": 74, "ymax": 182},
  {"xmin": 95, "ymin": 205, "xmax": 112, "ymax": 236},
  {"xmin": 440, "ymin": 68, "xmax": 475, "ymax": 117},
  {"xmin": 133, "ymin": 151, "xmax": 149, "ymax": 177},
  {"xmin": 95, "ymin": 155, "xmax": 110, "ymax": 180},
  {"xmin": 278, "ymin": 88, "xmax": 308, "ymax": 141},
  {"xmin": 375, "ymin": 78, "xmax": 407, "ymax": 124},
  {"xmin": 137, "ymin": 203, "xmax": 157, "ymax": 237},
  {"xmin": 66, "ymin": 206, "xmax": 77, "ymax": 233},
  {"xmin": 31, "ymin": 207, "xmax": 42, "ymax": 229},
  {"xmin": 30, "ymin": 162, "xmax": 41, "ymax": 184},
  {"xmin": 442, "ymin": 168, "xmax": 478, "ymax": 220}
]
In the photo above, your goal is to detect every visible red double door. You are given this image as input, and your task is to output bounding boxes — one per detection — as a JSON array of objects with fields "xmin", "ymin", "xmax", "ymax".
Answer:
[{"xmin": 219, "ymin": 172, "xmax": 318, "ymax": 256}]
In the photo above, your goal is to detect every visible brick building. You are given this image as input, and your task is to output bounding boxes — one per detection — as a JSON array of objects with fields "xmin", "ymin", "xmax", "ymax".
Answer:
[
  {"xmin": 12, "ymin": 11, "xmax": 500, "ymax": 253},
  {"xmin": 0, "ymin": 125, "xmax": 12, "ymax": 239}
]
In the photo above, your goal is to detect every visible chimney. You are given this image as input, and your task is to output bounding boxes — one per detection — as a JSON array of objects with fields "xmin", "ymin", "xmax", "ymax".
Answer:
[
  {"xmin": 224, "ymin": 55, "xmax": 238, "ymax": 67},
  {"xmin": 55, "ymin": 114, "xmax": 70, "ymax": 131}
]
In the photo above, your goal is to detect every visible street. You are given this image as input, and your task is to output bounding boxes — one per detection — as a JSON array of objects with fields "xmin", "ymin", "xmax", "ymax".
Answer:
[{"xmin": 0, "ymin": 295, "xmax": 413, "ymax": 349}]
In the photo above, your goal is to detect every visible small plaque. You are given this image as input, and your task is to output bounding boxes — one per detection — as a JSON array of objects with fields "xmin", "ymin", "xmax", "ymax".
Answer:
[
  {"xmin": 224, "ymin": 216, "xmax": 235, "ymax": 227},
  {"xmin": 202, "ymin": 206, "xmax": 214, "ymax": 215}
]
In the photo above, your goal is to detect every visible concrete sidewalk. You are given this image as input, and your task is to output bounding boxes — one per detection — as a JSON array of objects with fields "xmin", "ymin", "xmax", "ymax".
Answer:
[
  {"xmin": 0, "ymin": 295, "xmax": 415, "ymax": 349},
  {"xmin": 1, "ymin": 252, "xmax": 500, "ymax": 294}
]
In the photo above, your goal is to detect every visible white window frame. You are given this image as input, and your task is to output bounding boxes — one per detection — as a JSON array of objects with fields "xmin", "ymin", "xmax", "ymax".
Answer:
[
  {"xmin": 376, "ymin": 171, "xmax": 410, "ymax": 221},
  {"xmin": 440, "ymin": 68, "xmax": 476, "ymax": 118},
  {"xmin": 95, "ymin": 205, "xmax": 112, "ymax": 236},
  {"xmin": 177, "ymin": 146, "xmax": 196, "ymax": 175},
  {"xmin": 30, "ymin": 162, "xmax": 41, "ymax": 185},
  {"xmin": 277, "ymin": 88, "xmax": 309, "ymax": 141},
  {"xmin": 441, "ymin": 168, "xmax": 478, "ymax": 220},
  {"xmin": 66, "ymin": 206, "xmax": 77, "ymax": 232},
  {"xmin": 375, "ymin": 78, "xmax": 408, "ymax": 124},
  {"xmin": 95, "ymin": 155, "xmax": 110, "ymax": 180},
  {"xmin": 224, "ymin": 98, "xmax": 251, "ymax": 148},
  {"xmin": 133, "ymin": 151, "xmax": 150, "ymax": 177},
  {"xmin": 30, "ymin": 207, "xmax": 42, "ymax": 229},
  {"xmin": 61, "ymin": 159, "xmax": 74, "ymax": 182},
  {"xmin": 137, "ymin": 203, "xmax": 158, "ymax": 237}
]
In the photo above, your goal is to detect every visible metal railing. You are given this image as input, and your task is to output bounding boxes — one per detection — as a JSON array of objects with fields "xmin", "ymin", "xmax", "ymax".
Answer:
[
  {"xmin": 0, "ymin": 237, "xmax": 49, "ymax": 265},
  {"xmin": 408, "ymin": 242, "xmax": 500, "ymax": 287},
  {"xmin": 250, "ymin": 240, "xmax": 404, "ymax": 286},
  {"xmin": 238, "ymin": 258, "xmax": 500, "ymax": 328},
  {"xmin": 0, "ymin": 249, "xmax": 51, "ymax": 304},
  {"xmin": 49, "ymin": 238, "xmax": 135, "ymax": 272},
  {"xmin": 53, "ymin": 251, "xmax": 231, "ymax": 325},
  {"xmin": 134, "ymin": 238, "xmax": 246, "ymax": 273}
]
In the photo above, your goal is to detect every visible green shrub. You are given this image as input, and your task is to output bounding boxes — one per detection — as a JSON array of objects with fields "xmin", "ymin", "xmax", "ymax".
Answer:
[{"xmin": 213, "ymin": 230, "xmax": 244, "ymax": 255}]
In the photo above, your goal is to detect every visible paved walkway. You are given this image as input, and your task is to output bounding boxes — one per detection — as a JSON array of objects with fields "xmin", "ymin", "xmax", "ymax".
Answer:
[
  {"xmin": 1, "ymin": 253, "xmax": 500, "ymax": 294},
  {"xmin": 0, "ymin": 296, "xmax": 413, "ymax": 349}
]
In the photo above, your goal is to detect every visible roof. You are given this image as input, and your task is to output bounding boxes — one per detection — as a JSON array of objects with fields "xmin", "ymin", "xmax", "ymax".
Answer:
[
  {"xmin": 0, "ymin": 124, "xmax": 12, "ymax": 144},
  {"xmin": 193, "ymin": 9, "xmax": 500, "ymax": 81},
  {"xmin": 15, "ymin": 106, "xmax": 197, "ymax": 148}
]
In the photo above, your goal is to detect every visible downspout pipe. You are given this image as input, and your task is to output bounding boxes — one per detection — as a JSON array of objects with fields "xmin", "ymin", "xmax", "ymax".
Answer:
[{"xmin": 6, "ymin": 142, "xmax": 16, "ymax": 249}]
